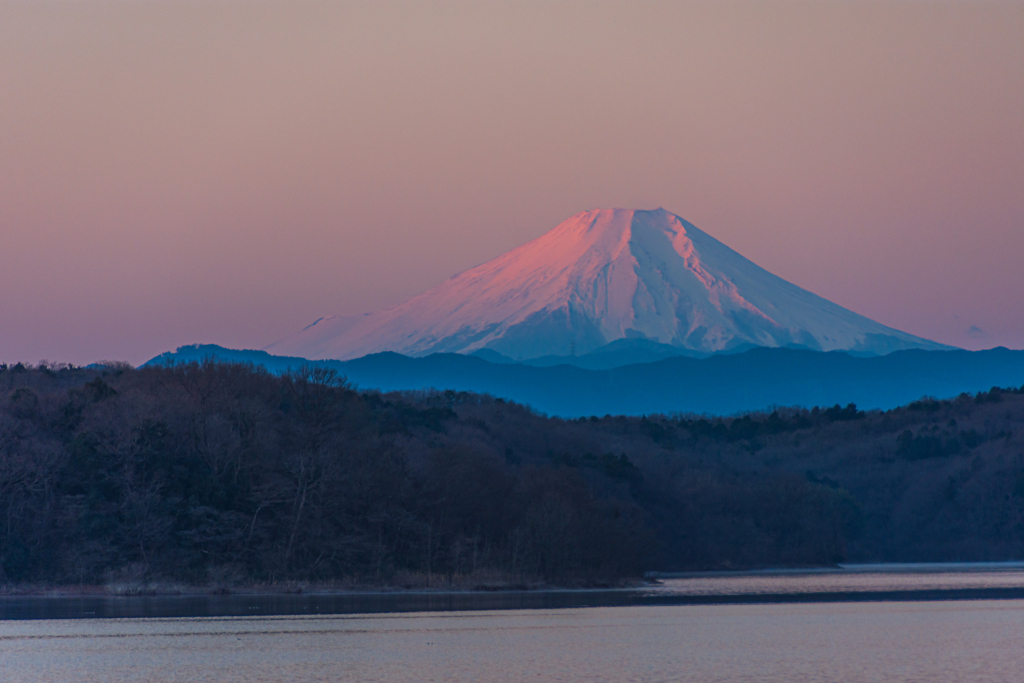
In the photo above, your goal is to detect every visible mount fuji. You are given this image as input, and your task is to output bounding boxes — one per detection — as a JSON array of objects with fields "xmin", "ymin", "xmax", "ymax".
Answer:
[{"xmin": 266, "ymin": 208, "xmax": 951, "ymax": 361}]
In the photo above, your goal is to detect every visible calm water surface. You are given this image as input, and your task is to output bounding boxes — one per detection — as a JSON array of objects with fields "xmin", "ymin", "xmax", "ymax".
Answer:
[
  {"xmin": 3, "ymin": 566, "xmax": 1024, "ymax": 682},
  {"xmin": 2, "ymin": 602, "xmax": 1022, "ymax": 682}
]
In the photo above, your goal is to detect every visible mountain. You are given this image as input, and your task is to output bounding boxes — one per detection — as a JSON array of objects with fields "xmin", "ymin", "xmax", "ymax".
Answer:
[
  {"xmin": 266, "ymin": 208, "xmax": 952, "ymax": 361},
  {"xmin": 146, "ymin": 344, "xmax": 1024, "ymax": 417}
]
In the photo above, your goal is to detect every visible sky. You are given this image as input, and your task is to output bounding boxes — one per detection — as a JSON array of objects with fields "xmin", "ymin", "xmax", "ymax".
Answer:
[{"xmin": 1, "ymin": 0, "xmax": 1022, "ymax": 365}]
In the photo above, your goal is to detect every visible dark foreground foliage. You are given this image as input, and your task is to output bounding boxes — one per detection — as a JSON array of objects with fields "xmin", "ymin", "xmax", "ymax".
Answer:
[{"xmin": 1, "ymin": 361, "xmax": 1023, "ymax": 586}]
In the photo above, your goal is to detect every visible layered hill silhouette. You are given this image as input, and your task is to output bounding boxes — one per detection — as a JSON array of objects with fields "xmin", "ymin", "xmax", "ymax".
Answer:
[
  {"xmin": 266, "ymin": 208, "xmax": 951, "ymax": 360},
  {"xmin": 147, "ymin": 344, "xmax": 1024, "ymax": 417}
]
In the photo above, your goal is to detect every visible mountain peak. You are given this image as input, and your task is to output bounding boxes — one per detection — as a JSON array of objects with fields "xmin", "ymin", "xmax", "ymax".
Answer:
[{"xmin": 266, "ymin": 209, "xmax": 952, "ymax": 361}]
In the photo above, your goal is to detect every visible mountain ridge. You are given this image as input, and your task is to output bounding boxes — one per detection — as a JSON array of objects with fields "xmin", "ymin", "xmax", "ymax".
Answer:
[{"xmin": 146, "ymin": 344, "xmax": 1024, "ymax": 417}]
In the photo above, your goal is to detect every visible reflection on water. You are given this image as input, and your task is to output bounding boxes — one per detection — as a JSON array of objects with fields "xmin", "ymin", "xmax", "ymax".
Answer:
[{"xmin": 2, "ymin": 602, "xmax": 1023, "ymax": 683}]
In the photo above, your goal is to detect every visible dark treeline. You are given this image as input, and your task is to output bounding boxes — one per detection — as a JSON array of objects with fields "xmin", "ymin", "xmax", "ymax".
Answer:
[{"xmin": 2, "ymin": 361, "xmax": 1023, "ymax": 587}]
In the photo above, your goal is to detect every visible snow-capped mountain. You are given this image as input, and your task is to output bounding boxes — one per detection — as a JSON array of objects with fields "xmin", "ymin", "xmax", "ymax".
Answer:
[{"xmin": 266, "ymin": 208, "xmax": 952, "ymax": 361}]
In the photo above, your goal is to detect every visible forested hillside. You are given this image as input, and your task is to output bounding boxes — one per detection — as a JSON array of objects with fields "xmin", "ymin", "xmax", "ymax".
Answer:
[{"xmin": 1, "ymin": 361, "xmax": 1023, "ymax": 588}]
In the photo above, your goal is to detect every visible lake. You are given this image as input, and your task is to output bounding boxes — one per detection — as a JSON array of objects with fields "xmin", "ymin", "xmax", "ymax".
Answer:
[{"xmin": 2, "ymin": 564, "xmax": 1023, "ymax": 682}]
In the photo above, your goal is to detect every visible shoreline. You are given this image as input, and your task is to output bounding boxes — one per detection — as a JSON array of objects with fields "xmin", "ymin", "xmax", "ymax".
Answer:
[
  {"xmin": 4, "ymin": 586, "xmax": 1024, "ymax": 623},
  {"xmin": 0, "ymin": 578, "xmax": 652, "ymax": 599},
  {"xmin": 7, "ymin": 560, "xmax": 1024, "ymax": 599},
  {"xmin": 4, "ymin": 563, "xmax": 1024, "ymax": 620}
]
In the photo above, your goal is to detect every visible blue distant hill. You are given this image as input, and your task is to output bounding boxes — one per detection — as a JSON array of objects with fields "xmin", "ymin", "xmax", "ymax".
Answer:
[{"xmin": 144, "ymin": 345, "xmax": 1024, "ymax": 417}]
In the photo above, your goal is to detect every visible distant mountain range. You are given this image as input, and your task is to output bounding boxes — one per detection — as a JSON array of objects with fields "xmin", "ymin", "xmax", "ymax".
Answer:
[
  {"xmin": 146, "ymin": 344, "xmax": 1024, "ymax": 417},
  {"xmin": 266, "ymin": 208, "xmax": 952, "ymax": 360}
]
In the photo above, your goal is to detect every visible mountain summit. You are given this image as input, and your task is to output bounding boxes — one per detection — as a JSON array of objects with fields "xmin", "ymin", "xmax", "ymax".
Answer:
[{"xmin": 267, "ymin": 208, "xmax": 950, "ymax": 360}]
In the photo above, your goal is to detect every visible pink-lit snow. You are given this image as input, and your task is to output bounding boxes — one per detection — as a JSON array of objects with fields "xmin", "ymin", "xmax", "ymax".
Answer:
[{"xmin": 266, "ymin": 208, "xmax": 949, "ymax": 361}]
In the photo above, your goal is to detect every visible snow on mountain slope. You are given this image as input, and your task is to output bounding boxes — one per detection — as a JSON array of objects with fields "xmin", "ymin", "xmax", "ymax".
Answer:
[{"xmin": 266, "ymin": 208, "xmax": 952, "ymax": 360}]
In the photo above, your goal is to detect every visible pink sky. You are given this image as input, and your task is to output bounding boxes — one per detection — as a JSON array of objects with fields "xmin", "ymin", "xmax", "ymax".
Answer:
[{"xmin": 1, "ymin": 1, "xmax": 1022, "ymax": 365}]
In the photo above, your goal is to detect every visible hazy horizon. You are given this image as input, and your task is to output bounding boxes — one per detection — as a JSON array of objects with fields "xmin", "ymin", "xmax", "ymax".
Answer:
[{"xmin": 2, "ymin": 1, "xmax": 1022, "ymax": 365}]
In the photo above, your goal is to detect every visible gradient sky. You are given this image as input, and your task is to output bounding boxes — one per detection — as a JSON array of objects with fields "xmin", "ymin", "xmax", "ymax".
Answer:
[{"xmin": 1, "ymin": 0, "xmax": 1022, "ymax": 365}]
